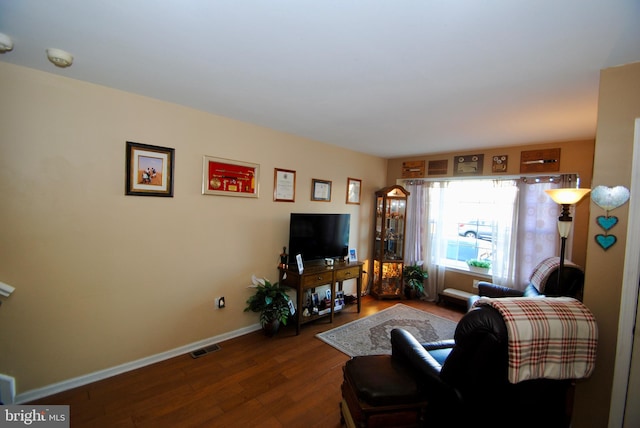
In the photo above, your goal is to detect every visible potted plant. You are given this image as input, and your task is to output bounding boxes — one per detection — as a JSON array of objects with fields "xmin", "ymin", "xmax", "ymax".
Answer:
[
  {"xmin": 466, "ymin": 259, "xmax": 491, "ymax": 273},
  {"xmin": 402, "ymin": 262, "xmax": 428, "ymax": 299},
  {"xmin": 244, "ymin": 275, "xmax": 292, "ymax": 336}
]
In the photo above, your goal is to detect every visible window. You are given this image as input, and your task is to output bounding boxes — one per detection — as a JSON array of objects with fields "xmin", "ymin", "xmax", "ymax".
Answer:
[
  {"xmin": 404, "ymin": 175, "xmax": 573, "ymax": 298},
  {"xmin": 437, "ymin": 179, "xmax": 518, "ymax": 272}
]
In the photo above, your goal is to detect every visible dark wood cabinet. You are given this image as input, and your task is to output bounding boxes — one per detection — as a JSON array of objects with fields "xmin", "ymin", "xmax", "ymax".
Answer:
[{"xmin": 279, "ymin": 260, "xmax": 363, "ymax": 335}]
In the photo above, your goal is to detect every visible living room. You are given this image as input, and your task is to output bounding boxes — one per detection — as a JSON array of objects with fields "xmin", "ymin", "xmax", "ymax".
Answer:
[{"xmin": 1, "ymin": 2, "xmax": 640, "ymax": 427}]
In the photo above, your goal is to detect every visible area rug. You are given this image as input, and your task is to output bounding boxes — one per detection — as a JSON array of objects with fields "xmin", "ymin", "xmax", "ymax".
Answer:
[{"xmin": 316, "ymin": 304, "xmax": 458, "ymax": 357}]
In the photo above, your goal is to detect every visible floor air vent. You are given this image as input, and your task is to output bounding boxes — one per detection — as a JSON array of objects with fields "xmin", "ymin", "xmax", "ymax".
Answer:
[{"xmin": 190, "ymin": 343, "xmax": 221, "ymax": 359}]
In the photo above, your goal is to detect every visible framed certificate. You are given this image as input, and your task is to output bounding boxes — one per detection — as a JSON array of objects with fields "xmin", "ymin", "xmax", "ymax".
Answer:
[
  {"xmin": 311, "ymin": 179, "xmax": 332, "ymax": 201},
  {"xmin": 274, "ymin": 168, "xmax": 296, "ymax": 202},
  {"xmin": 346, "ymin": 177, "xmax": 361, "ymax": 205}
]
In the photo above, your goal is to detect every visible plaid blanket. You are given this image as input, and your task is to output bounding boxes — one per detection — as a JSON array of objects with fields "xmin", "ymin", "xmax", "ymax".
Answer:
[
  {"xmin": 529, "ymin": 256, "xmax": 582, "ymax": 293},
  {"xmin": 473, "ymin": 297, "xmax": 598, "ymax": 383}
]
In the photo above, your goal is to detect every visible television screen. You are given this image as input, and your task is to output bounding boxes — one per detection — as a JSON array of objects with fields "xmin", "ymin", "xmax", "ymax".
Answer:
[{"xmin": 288, "ymin": 213, "xmax": 350, "ymax": 264}]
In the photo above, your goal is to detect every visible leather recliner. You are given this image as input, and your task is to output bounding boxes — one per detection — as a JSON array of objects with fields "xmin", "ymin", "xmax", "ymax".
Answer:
[
  {"xmin": 468, "ymin": 256, "xmax": 585, "ymax": 309},
  {"xmin": 390, "ymin": 304, "xmax": 575, "ymax": 428}
]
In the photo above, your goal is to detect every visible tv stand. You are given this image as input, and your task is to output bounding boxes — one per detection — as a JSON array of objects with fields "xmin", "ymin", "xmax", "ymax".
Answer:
[{"xmin": 279, "ymin": 260, "xmax": 363, "ymax": 335}]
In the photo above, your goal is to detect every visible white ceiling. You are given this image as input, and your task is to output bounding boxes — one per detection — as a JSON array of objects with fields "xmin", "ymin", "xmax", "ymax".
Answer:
[{"xmin": 1, "ymin": 1, "xmax": 639, "ymax": 158}]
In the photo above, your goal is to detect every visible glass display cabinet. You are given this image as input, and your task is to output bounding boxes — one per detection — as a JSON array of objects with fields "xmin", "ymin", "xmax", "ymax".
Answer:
[{"xmin": 371, "ymin": 185, "xmax": 409, "ymax": 299}]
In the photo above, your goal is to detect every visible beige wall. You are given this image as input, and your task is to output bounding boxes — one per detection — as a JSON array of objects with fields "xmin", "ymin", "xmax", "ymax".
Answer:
[
  {"xmin": 387, "ymin": 140, "xmax": 595, "ymax": 293},
  {"xmin": 572, "ymin": 61, "xmax": 640, "ymax": 427},
  {"xmin": 0, "ymin": 62, "xmax": 387, "ymax": 394}
]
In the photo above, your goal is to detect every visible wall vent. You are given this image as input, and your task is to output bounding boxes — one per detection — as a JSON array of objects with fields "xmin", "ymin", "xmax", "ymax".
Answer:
[{"xmin": 189, "ymin": 343, "xmax": 221, "ymax": 359}]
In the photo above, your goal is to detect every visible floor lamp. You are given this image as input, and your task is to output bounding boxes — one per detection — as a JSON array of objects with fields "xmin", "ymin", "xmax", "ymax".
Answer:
[{"xmin": 545, "ymin": 188, "xmax": 591, "ymax": 289}]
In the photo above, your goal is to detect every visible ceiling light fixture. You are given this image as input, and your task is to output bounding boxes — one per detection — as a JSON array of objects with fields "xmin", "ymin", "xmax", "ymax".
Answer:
[
  {"xmin": 46, "ymin": 48, "xmax": 73, "ymax": 68},
  {"xmin": 0, "ymin": 33, "xmax": 14, "ymax": 53}
]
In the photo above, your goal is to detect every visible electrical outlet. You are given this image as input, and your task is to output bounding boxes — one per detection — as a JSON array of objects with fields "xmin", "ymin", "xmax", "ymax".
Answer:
[
  {"xmin": 216, "ymin": 297, "xmax": 226, "ymax": 309},
  {"xmin": 472, "ymin": 279, "xmax": 480, "ymax": 288}
]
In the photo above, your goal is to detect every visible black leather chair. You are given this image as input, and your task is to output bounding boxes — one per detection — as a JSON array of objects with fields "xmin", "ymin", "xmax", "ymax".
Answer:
[
  {"xmin": 389, "ymin": 304, "xmax": 576, "ymax": 428},
  {"xmin": 469, "ymin": 257, "xmax": 585, "ymax": 309}
]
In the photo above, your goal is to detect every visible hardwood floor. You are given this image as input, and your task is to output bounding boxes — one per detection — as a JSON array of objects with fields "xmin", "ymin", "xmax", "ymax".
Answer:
[{"xmin": 30, "ymin": 296, "xmax": 464, "ymax": 427}]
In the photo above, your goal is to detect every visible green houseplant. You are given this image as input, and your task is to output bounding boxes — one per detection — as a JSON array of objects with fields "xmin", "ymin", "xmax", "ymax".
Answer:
[
  {"xmin": 244, "ymin": 275, "xmax": 292, "ymax": 336},
  {"xmin": 466, "ymin": 259, "xmax": 491, "ymax": 272},
  {"xmin": 402, "ymin": 262, "xmax": 428, "ymax": 299}
]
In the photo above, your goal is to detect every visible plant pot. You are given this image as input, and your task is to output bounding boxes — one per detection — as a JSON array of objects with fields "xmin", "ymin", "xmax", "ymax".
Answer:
[
  {"xmin": 468, "ymin": 266, "xmax": 490, "ymax": 274},
  {"xmin": 262, "ymin": 319, "xmax": 281, "ymax": 337},
  {"xmin": 404, "ymin": 286, "xmax": 416, "ymax": 299}
]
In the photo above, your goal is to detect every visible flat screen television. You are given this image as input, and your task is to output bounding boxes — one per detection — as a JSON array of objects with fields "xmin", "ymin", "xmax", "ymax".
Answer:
[{"xmin": 288, "ymin": 213, "xmax": 350, "ymax": 264}]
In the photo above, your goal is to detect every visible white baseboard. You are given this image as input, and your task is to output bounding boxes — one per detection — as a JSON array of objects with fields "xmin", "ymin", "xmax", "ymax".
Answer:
[{"xmin": 15, "ymin": 323, "xmax": 261, "ymax": 404}]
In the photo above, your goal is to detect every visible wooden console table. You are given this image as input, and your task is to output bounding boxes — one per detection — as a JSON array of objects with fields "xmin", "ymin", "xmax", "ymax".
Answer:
[{"xmin": 279, "ymin": 260, "xmax": 363, "ymax": 335}]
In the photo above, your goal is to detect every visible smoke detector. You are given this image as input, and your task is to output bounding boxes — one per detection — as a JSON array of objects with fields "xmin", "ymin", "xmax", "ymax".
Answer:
[
  {"xmin": 46, "ymin": 48, "xmax": 73, "ymax": 68},
  {"xmin": 0, "ymin": 33, "xmax": 13, "ymax": 53}
]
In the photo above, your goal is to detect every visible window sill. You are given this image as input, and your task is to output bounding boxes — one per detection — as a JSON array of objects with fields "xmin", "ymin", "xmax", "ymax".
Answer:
[{"xmin": 444, "ymin": 264, "xmax": 492, "ymax": 278}]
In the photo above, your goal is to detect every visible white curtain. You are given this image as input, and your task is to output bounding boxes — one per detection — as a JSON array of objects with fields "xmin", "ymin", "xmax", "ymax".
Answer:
[
  {"xmin": 490, "ymin": 180, "xmax": 519, "ymax": 286},
  {"xmin": 403, "ymin": 180, "xmax": 425, "ymax": 265},
  {"xmin": 403, "ymin": 179, "xmax": 446, "ymax": 302},
  {"xmin": 512, "ymin": 174, "xmax": 578, "ymax": 290},
  {"xmin": 424, "ymin": 182, "xmax": 448, "ymax": 302}
]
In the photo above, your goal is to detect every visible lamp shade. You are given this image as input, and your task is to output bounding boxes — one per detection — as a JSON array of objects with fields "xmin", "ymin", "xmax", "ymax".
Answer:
[{"xmin": 545, "ymin": 188, "xmax": 591, "ymax": 205}]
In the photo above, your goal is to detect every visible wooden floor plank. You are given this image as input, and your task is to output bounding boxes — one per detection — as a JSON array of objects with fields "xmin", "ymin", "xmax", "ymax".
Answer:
[{"xmin": 29, "ymin": 296, "xmax": 464, "ymax": 427}]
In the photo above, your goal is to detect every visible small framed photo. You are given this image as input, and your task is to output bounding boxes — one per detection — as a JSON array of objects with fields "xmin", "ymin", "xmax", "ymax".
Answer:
[
  {"xmin": 312, "ymin": 292, "xmax": 320, "ymax": 307},
  {"xmin": 274, "ymin": 168, "xmax": 296, "ymax": 202},
  {"xmin": 287, "ymin": 299, "xmax": 296, "ymax": 315},
  {"xmin": 348, "ymin": 248, "xmax": 358, "ymax": 262},
  {"xmin": 346, "ymin": 177, "xmax": 361, "ymax": 205},
  {"xmin": 125, "ymin": 141, "xmax": 175, "ymax": 197},
  {"xmin": 325, "ymin": 289, "xmax": 332, "ymax": 300},
  {"xmin": 202, "ymin": 156, "xmax": 259, "ymax": 197},
  {"xmin": 311, "ymin": 178, "xmax": 332, "ymax": 201},
  {"xmin": 335, "ymin": 290, "xmax": 345, "ymax": 308},
  {"xmin": 296, "ymin": 254, "xmax": 304, "ymax": 274}
]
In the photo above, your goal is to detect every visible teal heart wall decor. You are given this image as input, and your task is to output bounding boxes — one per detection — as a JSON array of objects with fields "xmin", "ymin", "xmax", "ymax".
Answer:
[
  {"xmin": 596, "ymin": 215, "xmax": 619, "ymax": 231},
  {"xmin": 595, "ymin": 234, "xmax": 617, "ymax": 250}
]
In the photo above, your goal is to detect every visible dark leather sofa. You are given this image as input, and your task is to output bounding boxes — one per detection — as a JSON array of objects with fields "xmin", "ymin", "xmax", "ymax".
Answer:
[
  {"xmin": 389, "ymin": 304, "xmax": 575, "ymax": 428},
  {"xmin": 468, "ymin": 256, "xmax": 585, "ymax": 309}
]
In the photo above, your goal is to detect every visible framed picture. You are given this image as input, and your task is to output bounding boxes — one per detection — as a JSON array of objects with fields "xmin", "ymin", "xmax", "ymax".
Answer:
[
  {"xmin": 311, "ymin": 178, "xmax": 332, "ymax": 201},
  {"xmin": 202, "ymin": 156, "xmax": 259, "ymax": 197},
  {"xmin": 274, "ymin": 168, "xmax": 296, "ymax": 202},
  {"xmin": 125, "ymin": 141, "xmax": 175, "ymax": 197},
  {"xmin": 325, "ymin": 289, "xmax": 332, "ymax": 300},
  {"xmin": 287, "ymin": 299, "xmax": 296, "ymax": 315},
  {"xmin": 346, "ymin": 177, "xmax": 362, "ymax": 205},
  {"xmin": 349, "ymin": 248, "xmax": 358, "ymax": 262},
  {"xmin": 453, "ymin": 154, "xmax": 484, "ymax": 176},
  {"xmin": 296, "ymin": 254, "xmax": 304, "ymax": 274},
  {"xmin": 492, "ymin": 155, "xmax": 508, "ymax": 173},
  {"xmin": 335, "ymin": 290, "xmax": 345, "ymax": 309}
]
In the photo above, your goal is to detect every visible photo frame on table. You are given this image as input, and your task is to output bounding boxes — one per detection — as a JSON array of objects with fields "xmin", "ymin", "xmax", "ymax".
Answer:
[
  {"xmin": 349, "ymin": 248, "xmax": 358, "ymax": 262},
  {"xmin": 125, "ymin": 141, "xmax": 175, "ymax": 197},
  {"xmin": 346, "ymin": 177, "xmax": 362, "ymax": 205},
  {"xmin": 311, "ymin": 178, "xmax": 332, "ymax": 201},
  {"xmin": 335, "ymin": 290, "xmax": 345, "ymax": 309},
  {"xmin": 202, "ymin": 156, "xmax": 259, "ymax": 197},
  {"xmin": 274, "ymin": 168, "xmax": 296, "ymax": 202},
  {"xmin": 296, "ymin": 254, "xmax": 304, "ymax": 274}
]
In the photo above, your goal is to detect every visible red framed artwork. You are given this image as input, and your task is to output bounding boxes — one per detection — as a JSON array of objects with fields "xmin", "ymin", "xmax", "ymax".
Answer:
[{"xmin": 202, "ymin": 156, "xmax": 259, "ymax": 197}]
